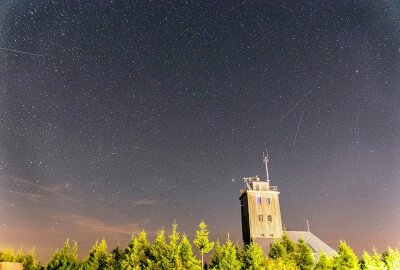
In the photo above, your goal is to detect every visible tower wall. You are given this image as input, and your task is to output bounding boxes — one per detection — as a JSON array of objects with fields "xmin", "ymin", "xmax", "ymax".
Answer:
[
  {"xmin": 246, "ymin": 190, "xmax": 282, "ymax": 239},
  {"xmin": 240, "ymin": 194, "xmax": 250, "ymax": 244},
  {"xmin": 240, "ymin": 184, "xmax": 283, "ymax": 244}
]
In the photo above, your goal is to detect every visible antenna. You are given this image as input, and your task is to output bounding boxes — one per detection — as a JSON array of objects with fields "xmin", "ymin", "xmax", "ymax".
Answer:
[
  {"xmin": 263, "ymin": 149, "xmax": 270, "ymax": 181},
  {"xmin": 306, "ymin": 219, "xmax": 310, "ymax": 232}
]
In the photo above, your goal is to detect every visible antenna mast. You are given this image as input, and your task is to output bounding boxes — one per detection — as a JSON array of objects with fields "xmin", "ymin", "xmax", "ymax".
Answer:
[{"xmin": 263, "ymin": 149, "xmax": 270, "ymax": 181}]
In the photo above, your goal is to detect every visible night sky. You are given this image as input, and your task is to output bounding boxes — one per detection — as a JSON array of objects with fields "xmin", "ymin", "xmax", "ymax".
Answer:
[{"xmin": 1, "ymin": 1, "xmax": 400, "ymax": 262}]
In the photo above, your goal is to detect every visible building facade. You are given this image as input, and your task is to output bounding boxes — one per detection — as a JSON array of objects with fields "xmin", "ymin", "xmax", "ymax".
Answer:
[
  {"xmin": 239, "ymin": 153, "xmax": 337, "ymax": 257},
  {"xmin": 239, "ymin": 175, "xmax": 283, "ymax": 244}
]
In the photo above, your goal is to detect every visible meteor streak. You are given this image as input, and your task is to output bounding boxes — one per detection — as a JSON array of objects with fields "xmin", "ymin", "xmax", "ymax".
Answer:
[
  {"xmin": 0, "ymin": 47, "xmax": 44, "ymax": 57},
  {"xmin": 278, "ymin": 85, "xmax": 315, "ymax": 123}
]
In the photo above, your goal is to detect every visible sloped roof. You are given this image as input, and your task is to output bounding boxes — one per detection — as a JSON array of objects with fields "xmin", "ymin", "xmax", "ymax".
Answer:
[
  {"xmin": 286, "ymin": 231, "xmax": 337, "ymax": 257},
  {"xmin": 252, "ymin": 237, "xmax": 276, "ymax": 253},
  {"xmin": 252, "ymin": 231, "xmax": 337, "ymax": 258}
]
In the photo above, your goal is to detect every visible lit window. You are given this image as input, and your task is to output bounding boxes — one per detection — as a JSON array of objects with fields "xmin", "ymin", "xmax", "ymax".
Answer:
[
  {"xmin": 258, "ymin": 215, "xmax": 263, "ymax": 221},
  {"xmin": 265, "ymin": 197, "xmax": 271, "ymax": 204},
  {"xmin": 256, "ymin": 195, "xmax": 261, "ymax": 204},
  {"xmin": 267, "ymin": 215, "xmax": 272, "ymax": 222}
]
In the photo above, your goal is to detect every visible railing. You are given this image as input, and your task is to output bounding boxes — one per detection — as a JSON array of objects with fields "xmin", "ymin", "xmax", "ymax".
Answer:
[{"xmin": 241, "ymin": 185, "xmax": 279, "ymax": 192}]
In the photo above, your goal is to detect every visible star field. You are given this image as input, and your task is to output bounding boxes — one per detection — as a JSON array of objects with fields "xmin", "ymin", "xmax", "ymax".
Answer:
[{"xmin": 0, "ymin": 1, "xmax": 399, "ymax": 261}]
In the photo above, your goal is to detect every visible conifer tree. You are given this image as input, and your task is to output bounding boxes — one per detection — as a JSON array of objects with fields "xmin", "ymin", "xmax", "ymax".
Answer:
[
  {"xmin": 234, "ymin": 241, "xmax": 244, "ymax": 267},
  {"xmin": 361, "ymin": 250, "xmax": 386, "ymax": 270},
  {"xmin": 179, "ymin": 234, "xmax": 201, "ymax": 270},
  {"xmin": 242, "ymin": 242, "xmax": 266, "ymax": 270},
  {"xmin": 122, "ymin": 231, "xmax": 150, "ymax": 270},
  {"xmin": 80, "ymin": 239, "xmax": 109, "ymax": 270},
  {"xmin": 21, "ymin": 248, "xmax": 40, "ymax": 270},
  {"xmin": 265, "ymin": 257, "xmax": 297, "ymax": 270},
  {"xmin": 1, "ymin": 248, "xmax": 40, "ymax": 270},
  {"xmin": 194, "ymin": 221, "xmax": 214, "ymax": 270},
  {"xmin": 147, "ymin": 228, "xmax": 173, "ymax": 270},
  {"xmin": 282, "ymin": 233, "xmax": 298, "ymax": 264},
  {"xmin": 281, "ymin": 233, "xmax": 297, "ymax": 255},
  {"xmin": 265, "ymin": 257, "xmax": 282, "ymax": 270},
  {"xmin": 314, "ymin": 251, "xmax": 333, "ymax": 270},
  {"xmin": 46, "ymin": 239, "xmax": 78, "ymax": 270},
  {"xmin": 209, "ymin": 238, "xmax": 242, "ymax": 270},
  {"xmin": 268, "ymin": 233, "xmax": 299, "ymax": 267},
  {"xmin": 167, "ymin": 223, "xmax": 183, "ymax": 269},
  {"xmin": 296, "ymin": 239, "xmax": 314, "ymax": 270},
  {"xmin": 332, "ymin": 241, "xmax": 358, "ymax": 270},
  {"xmin": 110, "ymin": 247, "xmax": 124, "ymax": 270},
  {"xmin": 210, "ymin": 242, "xmax": 222, "ymax": 270},
  {"xmin": 383, "ymin": 248, "xmax": 400, "ymax": 270},
  {"xmin": 0, "ymin": 248, "xmax": 15, "ymax": 262},
  {"xmin": 268, "ymin": 241, "xmax": 287, "ymax": 261}
]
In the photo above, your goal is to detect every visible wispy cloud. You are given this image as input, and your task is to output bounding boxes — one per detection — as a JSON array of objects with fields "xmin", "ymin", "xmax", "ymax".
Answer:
[
  {"xmin": 67, "ymin": 214, "xmax": 140, "ymax": 235},
  {"xmin": 2, "ymin": 174, "xmax": 85, "ymax": 207},
  {"xmin": 8, "ymin": 190, "xmax": 48, "ymax": 204},
  {"xmin": 134, "ymin": 199, "xmax": 156, "ymax": 206},
  {"xmin": 1, "ymin": 174, "xmax": 153, "ymax": 235}
]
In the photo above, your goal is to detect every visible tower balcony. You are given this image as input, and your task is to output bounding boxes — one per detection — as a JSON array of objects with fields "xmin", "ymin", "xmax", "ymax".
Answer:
[
  {"xmin": 269, "ymin": 186, "xmax": 278, "ymax": 191},
  {"xmin": 241, "ymin": 176, "xmax": 279, "ymax": 193}
]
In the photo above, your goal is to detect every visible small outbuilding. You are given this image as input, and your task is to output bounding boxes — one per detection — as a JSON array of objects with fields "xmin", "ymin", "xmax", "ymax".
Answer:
[{"xmin": 0, "ymin": 262, "xmax": 23, "ymax": 270}]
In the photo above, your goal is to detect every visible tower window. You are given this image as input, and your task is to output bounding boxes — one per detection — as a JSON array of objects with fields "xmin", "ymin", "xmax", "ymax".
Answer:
[
  {"xmin": 256, "ymin": 195, "xmax": 261, "ymax": 204},
  {"xmin": 265, "ymin": 197, "xmax": 271, "ymax": 204},
  {"xmin": 267, "ymin": 215, "xmax": 272, "ymax": 222},
  {"xmin": 258, "ymin": 215, "xmax": 263, "ymax": 221}
]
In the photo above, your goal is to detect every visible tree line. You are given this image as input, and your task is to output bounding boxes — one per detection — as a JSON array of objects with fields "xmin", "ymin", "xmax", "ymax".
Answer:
[{"xmin": 1, "ymin": 221, "xmax": 399, "ymax": 270}]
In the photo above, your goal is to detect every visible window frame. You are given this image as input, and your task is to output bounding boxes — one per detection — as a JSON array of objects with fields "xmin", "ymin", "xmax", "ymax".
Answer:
[{"xmin": 256, "ymin": 194, "xmax": 261, "ymax": 204}]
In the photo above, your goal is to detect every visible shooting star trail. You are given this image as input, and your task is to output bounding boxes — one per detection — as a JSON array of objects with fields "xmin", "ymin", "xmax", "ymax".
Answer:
[
  {"xmin": 293, "ymin": 111, "xmax": 303, "ymax": 148},
  {"xmin": 0, "ymin": 47, "xmax": 44, "ymax": 57},
  {"xmin": 354, "ymin": 104, "xmax": 361, "ymax": 144},
  {"xmin": 278, "ymin": 85, "xmax": 315, "ymax": 123},
  {"xmin": 355, "ymin": 104, "xmax": 360, "ymax": 131}
]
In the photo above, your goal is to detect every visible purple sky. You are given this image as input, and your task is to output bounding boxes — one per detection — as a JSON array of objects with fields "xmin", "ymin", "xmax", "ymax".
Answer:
[{"xmin": 1, "ymin": 1, "xmax": 399, "ymax": 262}]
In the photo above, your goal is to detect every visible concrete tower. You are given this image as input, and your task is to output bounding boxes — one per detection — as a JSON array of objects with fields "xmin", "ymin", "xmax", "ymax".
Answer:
[{"xmin": 239, "ymin": 152, "xmax": 283, "ymax": 245}]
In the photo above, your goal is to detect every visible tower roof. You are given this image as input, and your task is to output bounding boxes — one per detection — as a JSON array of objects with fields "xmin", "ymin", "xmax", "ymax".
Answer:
[
  {"xmin": 253, "ymin": 231, "xmax": 337, "ymax": 258},
  {"xmin": 240, "ymin": 151, "xmax": 278, "ymax": 194},
  {"xmin": 285, "ymin": 231, "xmax": 338, "ymax": 257}
]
